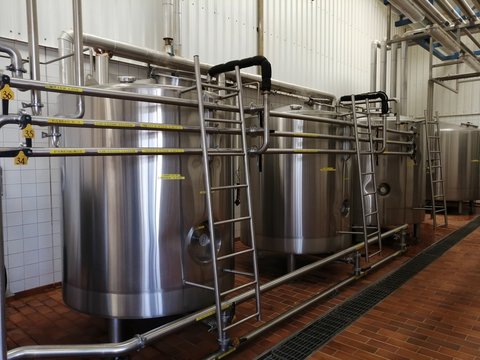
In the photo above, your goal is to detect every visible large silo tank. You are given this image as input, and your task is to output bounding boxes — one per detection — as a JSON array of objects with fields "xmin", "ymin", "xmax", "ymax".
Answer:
[
  {"xmin": 62, "ymin": 78, "xmax": 233, "ymax": 319},
  {"xmin": 242, "ymin": 104, "xmax": 352, "ymax": 254},
  {"xmin": 353, "ymin": 118, "xmax": 425, "ymax": 227},
  {"xmin": 436, "ymin": 122, "xmax": 480, "ymax": 201}
]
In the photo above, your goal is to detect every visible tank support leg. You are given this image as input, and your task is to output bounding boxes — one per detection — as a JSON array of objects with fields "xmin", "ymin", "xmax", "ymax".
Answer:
[
  {"xmin": 412, "ymin": 223, "xmax": 421, "ymax": 244},
  {"xmin": 353, "ymin": 251, "xmax": 362, "ymax": 276},
  {"xmin": 400, "ymin": 229, "xmax": 407, "ymax": 252},
  {"xmin": 109, "ymin": 319, "xmax": 128, "ymax": 360},
  {"xmin": 287, "ymin": 254, "xmax": 296, "ymax": 273}
]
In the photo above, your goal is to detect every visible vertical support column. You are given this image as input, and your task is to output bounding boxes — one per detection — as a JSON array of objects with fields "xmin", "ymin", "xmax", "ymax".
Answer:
[{"xmin": 380, "ymin": 40, "xmax": 387, "ymax": 92}]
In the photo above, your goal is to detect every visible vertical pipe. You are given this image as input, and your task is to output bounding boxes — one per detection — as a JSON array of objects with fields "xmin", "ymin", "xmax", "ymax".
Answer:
[
  {"xmin": 72, "ymin": 0, "xmax": 85, "ymax": 118},
  {"xmin": 26, "ymin": 0, "xmax": 42, "ymax": 116},
  {"xmin": 257, "ymin": 0, "xmax": 264, "ymax": 57},
  {"xmin": 387, "ymin": 4, "xmax": 392, "ymax": 42},
  {"xmin": 0, "ymin": 169, "xmax": 6, "ymax": 360},
  {"xmin": 95, "ymin": 53, "xmax": 110, "ymax": 85},
  {"xmin": 174, "ymin": 0, "xmax": 182, "ymax": 56},
  {"xmin": 390, "ymin": 39, "xmax": 398, "ymax": 114},
  {"xmin": 400, "ymin": 41, "xmax": 408, "ymax": 115},
  {"xmin": 162, "ymin": 0, "xmax": 174, "ymax": 54},
  {"xmin": 380, "ymin": 40, "xmax": 387, "ymax": 92},
  {"xmin": 370, "ymin": 41, "xmax": 380, "ymax": 92},
  {"xmin": 58, "ymin": 32, "xmax": 74, "ymax": 85}
]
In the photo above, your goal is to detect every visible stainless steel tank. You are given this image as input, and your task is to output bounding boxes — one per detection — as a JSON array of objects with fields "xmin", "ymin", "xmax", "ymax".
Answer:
[
  {"xmin": 242, "ymin": 104, "xmax": 352, "ymax": 254},
  {"xmin": 62, "ymin": 78, "xmax": 233, "ymax": 319},
  {"xmin": 436, "ymin": 122, "xmax": 480, "ymax": 201},
  {"xmin": 353, "ymin": 117, "xmax": 425, "ymax": 227}
]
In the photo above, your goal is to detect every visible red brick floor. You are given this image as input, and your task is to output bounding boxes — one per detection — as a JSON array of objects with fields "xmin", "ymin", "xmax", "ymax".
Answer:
[{"xmin": 4, "ymin": 215, "xmax": 478, "ymax": 359}]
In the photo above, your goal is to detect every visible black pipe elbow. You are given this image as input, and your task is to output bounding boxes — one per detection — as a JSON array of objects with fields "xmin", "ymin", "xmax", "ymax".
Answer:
[
  {"xmin": 208, "ymin": 56, "xmax": 272, "ymax": 92},
  {"xmin": 339, "ymin": 91, "xmax": 389, "ymax": 115}
]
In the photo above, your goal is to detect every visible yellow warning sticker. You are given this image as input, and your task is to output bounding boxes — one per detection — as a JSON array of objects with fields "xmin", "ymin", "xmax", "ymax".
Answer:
[
  {"xmin": 141, "ymin": 148, "xmax": 185, "ymax": 154},
  {"xmin": 45, "ymin": 84, "xmax": 83, "ymax": 93},
  {"xmin": 50, "ymin": 149, "xmax": 86, "ymax": 155},
  {"xmin": 159, "ymin": 174, "xmax": 185, "ymax": 180},
  {"xmin": 14, "ymin": 151, "xmax": 28, "ymax": 166},
  {"xmin": 320, "ymin": 167, "xmax": 336, "ymax": 172},
  {"xmin": 140, "ymin": 123, "xmax": 184, "ymax": 130},
  {"xmin": 22, "ymin": 124, "xmax": 35, "ymax": 139},
  {"xmin": 47, "ymin": 118, "xmax": 85, "ymax": 125},
  {"xmin": 94, "ymin": 121, "xmax": 135, "ymax": 128},
  {"xmin": 0, "ymin": 84, "xmax": 14, "ymax": 100},
  {"xmin": 97, "ymin": 149, "xmax": 138, "ymax": 154}
]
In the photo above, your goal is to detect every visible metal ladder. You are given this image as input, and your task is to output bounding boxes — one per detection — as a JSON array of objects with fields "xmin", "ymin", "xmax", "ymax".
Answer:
[
  {"xmin": 424, "ymin": 112, "xmax": 448, "ymax": 228},
  {"xmin": 351, "ymin": 96, "xmax": 383, "ymax": 262},
  {"xmin": 185, "ymin": 55, "xmax": 261, "ymax": 345}
]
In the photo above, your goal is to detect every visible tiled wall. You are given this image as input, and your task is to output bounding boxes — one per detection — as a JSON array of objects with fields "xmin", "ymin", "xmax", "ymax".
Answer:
[{"xmin": 0, "ymin": 38, "xmax": 148, "ymax": 294}]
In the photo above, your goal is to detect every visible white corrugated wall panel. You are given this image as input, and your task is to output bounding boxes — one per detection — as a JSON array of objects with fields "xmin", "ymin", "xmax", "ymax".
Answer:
[
  {"xmin": 178, "ymin": 0, "xmax": 257, "ymax": 68},
  {"xmin": 263, "ymin": 0, "xmax": 389, "ymax": 97},
  {"xmin": 0, "ymin": 0, "xmax": 165, "ymax": 50}
]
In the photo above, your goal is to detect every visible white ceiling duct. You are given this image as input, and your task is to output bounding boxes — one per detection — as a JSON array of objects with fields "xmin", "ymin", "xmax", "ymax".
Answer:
[
  {"xmin": 437, "ymin": 0, "xmax": 467, "ymax": 24},
  {"xmin": 416, "ymin": 0, "xmax": 451, "ymax": 26},
  {"xmin": 388, "ymin": 0, "xmax": 426, "ymax": 23},
  {"xmin": 456, "ymin": 0, "xmax": 478, "ymax": 20}
]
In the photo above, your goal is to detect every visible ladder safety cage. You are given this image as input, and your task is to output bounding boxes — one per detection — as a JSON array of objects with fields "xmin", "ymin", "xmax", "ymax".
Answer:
[
  {"xmin": 424, "ymin": 111, "xmax": 448, "ymax": 229},
  {"xmin": 338, "ymin": 91, "xmax": 390, "ymax": 262},
  {"xmin": 182, "ymin": 55, "xmax": 271, "ymax": 345}
]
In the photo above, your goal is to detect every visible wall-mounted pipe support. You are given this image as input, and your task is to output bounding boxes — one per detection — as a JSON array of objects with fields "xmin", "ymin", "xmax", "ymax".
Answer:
[{"xmin": 0, "ymin": 43, "xmax": 25, "ymax": 78}]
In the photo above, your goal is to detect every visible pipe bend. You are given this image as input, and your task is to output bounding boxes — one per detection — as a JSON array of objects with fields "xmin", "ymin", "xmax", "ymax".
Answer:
[{"xmin": 0, "ymin": 43, "xmax": 26, "ymax": 78}]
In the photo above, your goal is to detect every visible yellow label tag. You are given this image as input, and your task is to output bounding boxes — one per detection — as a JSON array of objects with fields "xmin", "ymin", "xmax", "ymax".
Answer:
[
  {"xmin": 195, "ymin": 303, "xmax": 231, "ymax": 321},
  {"xmin": 22, "ymin": 124, "xmax": 35, "ymax": 139},
  {"xmin": 94, "ymin": 121, "xmax": 135, "ymax": 128},
  {"xmin": 407, "ymin": 159, "xmax": 416, "ymax": 167},
  {"xmin": 14, "ymin": 151, "xmax": 28, "ymax": 166},
  {"xmin": 159, "ymin": 174, "xmax": 185, "ymax": 180},
  {"xmin": 50, "ymin": 149, "xmax": 86, "ymax": 155},
  {"xmin": 47, "ymin": 118, "xmax": 85, "ymax": 125},
  {"xmin": 45, "ymin": 84, "xmax": 83, "ymax": 93},
  {"xmin": 141, "ymin": 148, "xmax": 185, "ymax": 154},
  {"xmin": 0, "ymin": 84, "xmax": 14, "ymax": 100},
  {"xmin": 294, "ymin": 149, "xmax": 319, "ymax": 153},
  {"xmin": 140, "ymin": 123, "xmax": 184, "ymax": 130},
  {"xmin": 320, "ymin": 167, "xmax": 336, "ymax": 172},
  {"xmin": 97, "ymin": 149, "xmax": 138, "ymax": 154}
]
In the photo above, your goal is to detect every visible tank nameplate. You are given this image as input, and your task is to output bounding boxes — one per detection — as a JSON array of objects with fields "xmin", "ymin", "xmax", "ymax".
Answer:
[
  {"xmin": 140, "ymin": 123, "xmax": 184, "ymax": 130},
  {"xmin": 47, "ymin": 118, "xmax": 85, "ymax": 125},
  {"xmin": 141, "ymin": 148, "xmax": 185, "ymax": 154},
  {"xmin": 94, "ymin": 121, "xmax": 135, "ymax": 128},
  {"xmin": 159, "ymin": 174, "xmax": 185, "ymax": 180},
  {"xmin": 14, "ymin": 151, "xmax": 28, "ymax": 166},
  {"xmin": 50, "ymin": 149, "xmax": 86, "ymax": 155},
  {"xmin": 45, "ymin": 85, "xmax": 83, "ymax": 93},
  {"xmin": 97, "ymin": 149, "xmax": 138, "ymax": 154},
  {"xmin": 320, "ymin": 167, "xmax": 336, "ymax": 172}
]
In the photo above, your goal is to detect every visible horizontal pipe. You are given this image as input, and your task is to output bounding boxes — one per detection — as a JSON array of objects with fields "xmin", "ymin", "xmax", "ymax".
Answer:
[
  {"xmin": 7, "ymin": 224, "xmax": 408, "ymax": 359},
  {"xmin": 206, "ymin": 248, "xmax": 406, "ymax": 359},
  {"xmin": 269, "ymin": 111, "xmax": 353, "ymax": 127},
  {"xmin": 67, "ymin": 32, "xmax": 336, "ymax": 102},
  {"xmin": 8, "ymin": 77, "xmax": 256, "ymax": 113}
]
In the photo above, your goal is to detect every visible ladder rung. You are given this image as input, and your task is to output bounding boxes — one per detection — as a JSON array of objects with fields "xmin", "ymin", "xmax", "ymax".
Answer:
[
  {"xmin": 183, "ymin": 281, "xmax": 214, "ymax": 291},
  {"xmin": 361, "ymin": 171, "xmax": 375, "ymax": 176},
  {"xmin": 428, "ymin": 136, "xmax": 440, "ymax": 139},
  {"xmin": 223, "ymin": 268, "xmax": 255, "ymax": 277},
  {"xmin": 201, "ymin": 83, "xmax": 240, "ymax": 92},
  {"xmin": 211, "ymin": 184, "xmax": 248, "ymax": 191},
  {"xmin": 217, "ymin": 247, "xmax": 254, "ymax": 261},
  {"xmin": 365, "ymin": 211, "xmax": 378, "ymax": 216},
  {"xmin": 432, "ymin": 180, "xmax": 444, "ymax": 183},
  {"xmin": 204, "ymin": 117, "xmax": 242, "ymax": 124},
  {"xmin": 224, "ymin": 312, "xmax": 259, "ymax": 331},
  {"xmin": 435, "ymin": 209, "xmax": 446, "ymax": 213},
  {"xmin": 434, "ymin": 194, "xmax": 444, "ymax": 198},
  {"xmin": 363, "ymin": 191, "xmax": 377, "ymax": 196},
  {"xmin": 430, "ymin": 150, "xmax": 441, "ymax": 153},
  {"xmin": 221, "ymin": 280, "xmax": 257, "ymax": 297},
  {"xmin": 214, "ymin": 216, "xmax": 251, "ymax": 226},
  {"xmin": 430, "ymin": 165, "xmax": 442, "ymax": 168},
  {"xmin": 207, "ymin": 150, "xmax": 244, "ymax": 156}
]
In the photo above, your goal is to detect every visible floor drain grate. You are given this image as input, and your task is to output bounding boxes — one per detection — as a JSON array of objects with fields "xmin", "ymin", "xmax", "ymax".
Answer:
[{"xmin": 257, "ymin": 217, "xmax": 480, "ymax": 360}]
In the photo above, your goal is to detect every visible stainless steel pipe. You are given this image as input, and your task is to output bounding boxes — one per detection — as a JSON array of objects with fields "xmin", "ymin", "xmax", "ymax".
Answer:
[
  {"xmin": 0, "ymin": 43, "xmax": 25, "ymax": 78},
  {"xmin": 370, "ymin": 40, "xmax": 380, "ymax": 91},
  {"xmin": 26, "ymin": 0, "xmax": 42, "ymax": 115},
  {"xmin": 71, "ymin": 0, "xmax": 85, "ymax": 118},
  {"xmin": 7, "ymin": 224, "xmax": 407, "ymax": 359}
]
